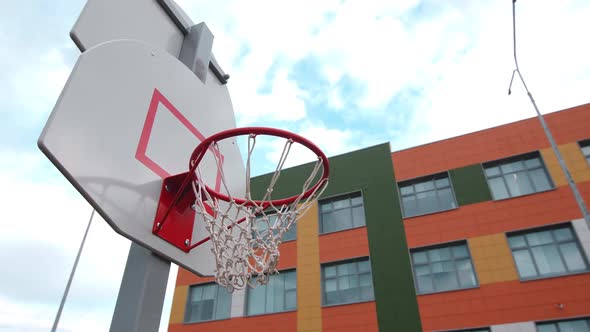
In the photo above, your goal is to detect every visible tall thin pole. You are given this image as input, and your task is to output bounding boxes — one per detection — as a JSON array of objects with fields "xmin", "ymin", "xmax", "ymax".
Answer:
[
  {"xmin": 51, "ymin": 209, "xmax": 95, "ymax": 332},
  {"xmin": 508, "ymin": 0, "xmax": 590, "ymax": 226}
]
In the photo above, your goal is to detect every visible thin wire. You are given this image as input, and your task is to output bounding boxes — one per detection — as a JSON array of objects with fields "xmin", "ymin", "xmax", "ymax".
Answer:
[
  {"xmin": 51, "ymin": 208, "xmax": 95, "ymax": 332},
  {"xmin": 507, "ymin": 0, "xmax": 590, "ymax": 225}
]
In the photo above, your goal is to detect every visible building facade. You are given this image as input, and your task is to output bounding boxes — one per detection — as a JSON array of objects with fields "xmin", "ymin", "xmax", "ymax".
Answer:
[{"xmin": 168, "ymin": 103, "xmax": 590, "ymax": 332}]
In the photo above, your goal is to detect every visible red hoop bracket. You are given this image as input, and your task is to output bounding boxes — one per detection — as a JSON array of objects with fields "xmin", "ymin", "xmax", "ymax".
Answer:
[{"xmin": 152, "ymin": 172, "xmax": 196, "ymax": 252}]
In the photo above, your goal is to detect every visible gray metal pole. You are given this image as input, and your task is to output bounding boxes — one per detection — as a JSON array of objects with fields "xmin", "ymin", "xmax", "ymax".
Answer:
[
  {"xmin": 51, "ymin": 208, "xmax": 95, "ymax": 332},
  {"xmin": 109, "ymin": 5, "xmax": 217, "ymax": 332},
  {"xmin": 509, "ymin": 0, "xmax": 590, "ymax": 226},
  {"xmin": 110, "ymin": 244, "xmax": 171, "ymax": 332}
]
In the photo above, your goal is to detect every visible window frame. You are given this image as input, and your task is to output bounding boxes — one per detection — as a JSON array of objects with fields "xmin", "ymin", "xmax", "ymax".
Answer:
[
  {"xmin": 184, "ymin": 282, "xmax": 232, "ymax": 324},
  {"xmin": 482, "ymin": 151, "xmax": 554, "ymax": 201},
  {"xmin": 409, "ymin": 240, "xmax": 480, "ymax": 295},
  {"xmin": 506, "ymin": 222, "xmax": 590, "ymax": 281},
  {"xmin": 320, "ymin": 256, "xmax": 375, "ymax": 307},
  {"xmin": 397, "ymin": 171, "xmax": 458, "ymax": 218},
  {"xmin": 579, "ymin": 139, "xmax": 590, "ymax": 165},
  {"xmin": 244, "ymin": 268, "xmax": 297, "ymax": 316},
  {"xmin": 536, "ymin": 317, "xmax": 590, "ymax": 332},
  {"xmin": 318, "ymin": 191, "xmax": 366, "ymax": 235},
  {"xmin": 253, "ymin": 213, "xmax": 297, "ymax": 243}
]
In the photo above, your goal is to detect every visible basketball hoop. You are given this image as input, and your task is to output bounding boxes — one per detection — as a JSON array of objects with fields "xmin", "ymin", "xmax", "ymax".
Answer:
[{"xmin": 153, "ymin": 127, "xmax": 329, "ymax": 291}]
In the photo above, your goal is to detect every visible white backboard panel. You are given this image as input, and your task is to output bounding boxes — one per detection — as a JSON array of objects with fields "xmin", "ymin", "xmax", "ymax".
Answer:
[
  {"xmin": 71, "ymin": 0, "xmax": 189, "ymax": 55},
  {"xmin": 38, "ymin": 39, "xmax": 245, "ymax": 276}
]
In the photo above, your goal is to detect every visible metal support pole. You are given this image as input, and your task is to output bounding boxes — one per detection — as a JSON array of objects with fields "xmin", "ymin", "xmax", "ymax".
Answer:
[
  {"xmin": 110, "ymin": 243, "xmax": 170, "ymax": 332},
  {"xmin": 509, "ymin": 0, "xmax": 590, "ymax": 226},
  {"xmin": 51, "ymin": 209, "xmax": 95, "ymax": 332},
  {"xmin": 110, "ymin": 4, "xmax": 217, "ymax": 332}
]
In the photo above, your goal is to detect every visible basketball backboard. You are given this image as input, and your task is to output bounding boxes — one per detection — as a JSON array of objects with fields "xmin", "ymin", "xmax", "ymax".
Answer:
[
  {"xmin": 38, "ymin": 39, "xmax": 245, "ymax": 276},
  {"xmin": 71, "ymin": 0, "xmax": 187, "ymax": 55}
]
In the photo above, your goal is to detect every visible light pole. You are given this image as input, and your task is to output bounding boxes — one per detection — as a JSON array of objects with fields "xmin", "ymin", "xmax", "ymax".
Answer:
[{"xmin": 508, "ymin": 0, "xmax": 590, "ymax": 226}]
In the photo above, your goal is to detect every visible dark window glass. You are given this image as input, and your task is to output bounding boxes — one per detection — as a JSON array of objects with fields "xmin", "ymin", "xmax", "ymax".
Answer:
[
  {"xmin": 185, "ymin": 283, "xmax": 231, "ymax": 323},
  {"xmin": 508, "ymin": 224, "xmax": 589, "ymax": 280},
  {"xmin": 319, "ymin": 192, "xmax": 365, "ymax": 234},
  {"xmin": 580, "ymin": 139, "xmax": 590, "ymax": 164},
  {"xmin": 254, "ymin": 214, "xmax": 296, "ymax": 242},
  {"xmin": 410, "ymin": 242, "xmax": 478, "ymax": 294},
  {"xmin": 483, "ymin": 152, "xmax": 553, "ymax": 200},
  {"xmin": 246, "ymin": 270, "xmax": 296, "ymax": 315},
  {"xmin": 536, "ymin": 318, "xmax": 590, "ymax": 332},
  {"xmin": 322, "ymin": 258, "xmax": 374, "ymax": 305},
  {"xmin": 398, "ymin": 173, "xmax": 457, "ymax": 218}
]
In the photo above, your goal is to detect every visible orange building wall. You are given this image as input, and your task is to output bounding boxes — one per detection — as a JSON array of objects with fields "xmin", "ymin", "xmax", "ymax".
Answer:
[
  {"xmin": 393, "ymin": 104, "xmax": 590, "ymax": 331},
  {"xmin": 319, "ymin": 227, "xmax": 371, "ymax": 262},
  {"xmin": 169, "ymin": 312, "xmax": 297, "ymax": 332},
  {"xmin": 168, "ymin": 105, "xmax": 590, "ymax": 332},
  {"xmin": 392, "ymin": 103, "xmax": 590, "ymax": 181},
  {"xmin": 318, "ymin": 226, "xmax": 378, "ymax": 332},
  {"xmin": 322, "ymin": 302, "xmax": 379, "ymax": 332},
  {"xmin": 169, "ymin": 241, "xmax": 298, "ymax": 331},
  {"xmin": 404, "ymin": 184, "xmax": 588, "ymax": 248},
  {"xmin": 418, "ymin": 274, "xmax": 590, "ymax": 331},
  {"xmin": 169, "ymin": 208, "xmax": 378, "ymax": 332},
  {"xmin": 175, "ymin": 240, "xmax": 298, "ymax": 287}
]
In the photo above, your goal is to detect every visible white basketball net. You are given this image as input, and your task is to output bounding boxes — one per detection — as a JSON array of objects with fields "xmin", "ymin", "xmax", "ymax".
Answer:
[{"xmin": 191, "ymin": 134, "xmax": 328, "ymax": 292}]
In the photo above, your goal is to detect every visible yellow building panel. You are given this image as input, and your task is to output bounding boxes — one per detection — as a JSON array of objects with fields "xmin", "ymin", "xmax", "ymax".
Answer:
[
  {"xmin": 541, "ymin": 143, "xmax": 590, "ymax": 187},
  {"xmin": 541, "ymin": 147, "xmax": 567, "ymax": 187},
  {"xmin": 560, "ymin": 143, "xmax": 590, "ymax": 182},
  {"xmin": 468, "ymin": 234, "xmax": 518, "ymax": 285},
  {"xmin": 297, "ymin": 202, "xmax": 322, "ymax": 332},
  {"xmin": 169, "ymin": 285, "xmax": 188, "ymax": 324}
]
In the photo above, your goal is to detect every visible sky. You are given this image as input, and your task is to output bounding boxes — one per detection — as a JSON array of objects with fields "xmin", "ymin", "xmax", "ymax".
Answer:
[{"xmin": 1, "ymin": 0, "xmax": 590, "ymax": 331}]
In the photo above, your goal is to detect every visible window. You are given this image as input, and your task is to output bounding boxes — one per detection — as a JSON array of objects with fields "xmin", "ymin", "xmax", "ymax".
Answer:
[
  {"xmin": 537, "ymin": 318, "xmax": 590, "ymax": 332},
  {"xmin": 410, "ymin": 242, "xmax": 478, "ymax": 294},
  {"xmin": 483, "ymin": 152, "xmax": 553, "ymax": 200},
  {"xmin": 580, "ymin": 139, "xmax": 590, "ymax": 164},
  {"xmin": 322, "ymin": 258, "xmax": 374, "ymax": 305},
  {"xmin": 246, "ymin": 270, "xmax": 296, "ymax": 315},
  {"xmin": 399, "ymin": 173, "xmax": 457, "ymax": 218},
  {"xmin": 319, "ymin": 192, "xmax": 365, "ymax": 234},
  {"xmin": 254, "ymin": 214, "xmax": 296, "ymax": 242},
  {"xmin": 185, "ymin": 283, "xmax": 231, "ymax": 323},
  {"xmin": 508, "ymin": 224, "xmax": 589, "ymax": 280}
]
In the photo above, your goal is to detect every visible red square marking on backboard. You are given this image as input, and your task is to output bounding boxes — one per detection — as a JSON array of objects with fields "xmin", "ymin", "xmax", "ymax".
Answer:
[{"xmin": 136, "ymin": 88, "xmax": 223, "ymax": 191}]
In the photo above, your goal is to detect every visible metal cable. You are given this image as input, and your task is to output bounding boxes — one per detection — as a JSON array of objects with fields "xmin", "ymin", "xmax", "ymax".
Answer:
[{"xmin": 508, "ymin": 0, "xmax": 590, "ymax": 226}]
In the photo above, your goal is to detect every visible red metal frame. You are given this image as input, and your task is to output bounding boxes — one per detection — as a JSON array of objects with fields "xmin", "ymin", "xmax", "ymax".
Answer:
[
  {"xmin": 152, "ymin": 127, "xmax": 330, "ymax": 252},
  {"xmin": 152, "ymin": 172, "xmax": 196, "ymax": 252},
  {"xmin": 190, "ymin": 127, "xmax": 330, "ymax": 206}
]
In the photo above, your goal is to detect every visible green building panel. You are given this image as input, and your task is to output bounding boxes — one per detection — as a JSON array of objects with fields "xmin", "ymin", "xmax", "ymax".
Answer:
[
  {"xmin": 449, "ymin": 164, "xmax": 492, "ymax": 206},
  {"xmin": 250, "ymin": 143, "xmax": 422, "ymax": 332}
]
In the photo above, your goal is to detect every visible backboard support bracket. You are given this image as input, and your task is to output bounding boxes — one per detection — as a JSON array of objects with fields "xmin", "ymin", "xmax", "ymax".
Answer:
[
  {"xmin": 157, "ymin": 0, "xmax": 229, "ymax": 84},
  {"xmin": 152, "ymin": 172, "xmax": 197, "ymax": 253},
  {"xmin": 179, "ymin": 23, "xmax": 214, "ymax": 84}
]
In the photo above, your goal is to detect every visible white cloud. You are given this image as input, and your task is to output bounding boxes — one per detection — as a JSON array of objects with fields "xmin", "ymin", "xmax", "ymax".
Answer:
[
  {"xmin": 187, "ymin": 0, "xmax": 590, "ymax": 145},
  {"xmin": 10, "ymin": 47, "xmax": 73, "ymax": 115},
  {"xmin": 0, "ymin": 150, "xmax": 120, "ymax": 328},
  {"xmin": 232, "ymin": 69, "xmax": 308, "ymax": 124},
  {"xmin": 258, "ymin": 122, "xmax": 359, "ymax": 173},
  {"xmin": 0, "ymin": 149, "xmax": 176, "ymax": 331},
  {"xmin": 327, "ymin": 91, "xmax": 344, "ymax": 110},
  {"xmin": 0, "ymin": 297, "xmax": 62, "ymax": 332},
  {"xmin": 394, "ymin": 0, "xmax": 590, "ymax": 149}
]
